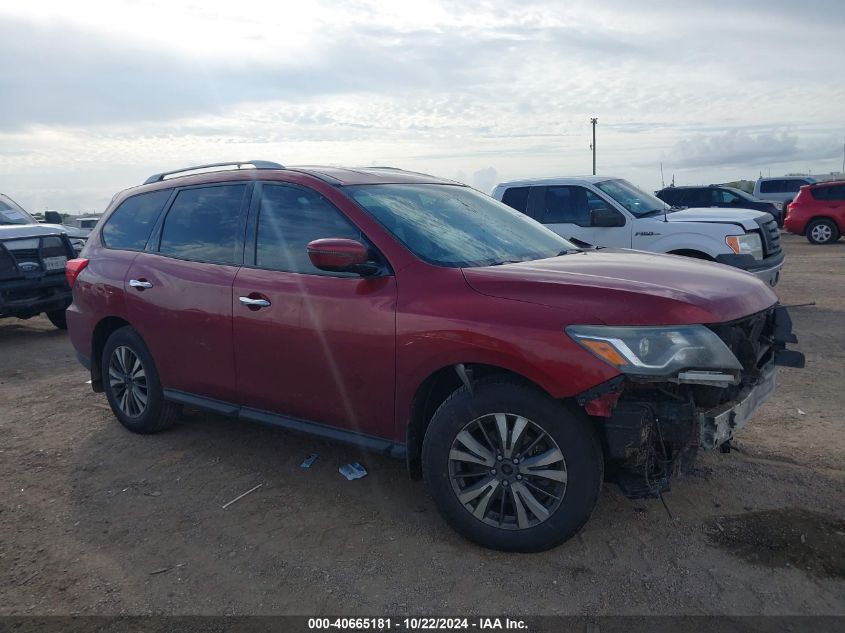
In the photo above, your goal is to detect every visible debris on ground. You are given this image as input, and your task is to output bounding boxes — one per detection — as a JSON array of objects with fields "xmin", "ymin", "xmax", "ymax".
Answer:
[
  {"xmin": 705, "ymin": 508, "xmax": 845, "ymax": 579},
  {"xmin": 797, "ymin": 408, "xmax": 806, "ymax": 415},
  {"xmin": 339, "ymin": 462, "xmax": 368, "ymax": 481},
  {"xmin": 300, "ymin": 453, "xmax": 319, "ymax": 469},
  {"xmin": 221, "ymin": 483, "xmax": 264, "ymax": 509}
]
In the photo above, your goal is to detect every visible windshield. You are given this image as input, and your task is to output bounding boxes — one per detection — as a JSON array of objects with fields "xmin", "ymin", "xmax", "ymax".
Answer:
[
  {"xmin": 347, "ymin": 184, "xmax": 577, "ymax": 268},
  {"xmin": 0, "ymin": 194, "xmax": 37, "ymax": 226},
  {"xmin": 595, "ymin": 179, "xmax": 670, "ymax": 217}
]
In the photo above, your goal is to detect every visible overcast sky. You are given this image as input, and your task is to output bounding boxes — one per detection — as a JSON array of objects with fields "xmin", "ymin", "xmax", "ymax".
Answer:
[{"xmin": 1, "ymin": 0, "xmax": 844, "ymax": 213}]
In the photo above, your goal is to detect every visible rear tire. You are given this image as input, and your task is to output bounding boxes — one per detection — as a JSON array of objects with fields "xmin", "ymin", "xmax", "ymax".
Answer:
[
  {"xmin": 422, "ymin": 377, "xmax": 603, "ymax": 552},
  {"xmin": 46, "ymin": 309, "xmax": 67, "ymax": 330},
  {"xmin": 101, "ymin": 326, "xmax": 178, "ymax": 434},
  {"xmin": 806, "ymin": 218, "xmax": 839, "ymax": 245}
]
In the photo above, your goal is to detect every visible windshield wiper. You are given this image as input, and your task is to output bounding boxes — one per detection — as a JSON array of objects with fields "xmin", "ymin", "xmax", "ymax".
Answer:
[
  {"xmin": 489, "ymin": 259, "xmax": 526, "ymax": 266},
  {"xmin": 639, "ymin": 208, "xmax": 669, "ymax": 217}
]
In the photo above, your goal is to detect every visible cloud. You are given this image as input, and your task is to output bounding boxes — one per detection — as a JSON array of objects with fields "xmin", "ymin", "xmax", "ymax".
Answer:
[
  {"xmin": 0, "ymin": 0, "xmax": 843, "ymax": 212},
  {"xmin": 471, "ymin": 167, "xmax": 499, "ymax": 194},
  {"xmin": 666, "ymin": 130, "xmax": 843, "ymax": 169}
]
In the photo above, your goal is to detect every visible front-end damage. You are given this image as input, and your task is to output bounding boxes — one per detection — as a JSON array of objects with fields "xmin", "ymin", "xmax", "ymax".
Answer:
[{"xmin": 572, "ymin": 305, "xmax": 804, "ymax": 498}]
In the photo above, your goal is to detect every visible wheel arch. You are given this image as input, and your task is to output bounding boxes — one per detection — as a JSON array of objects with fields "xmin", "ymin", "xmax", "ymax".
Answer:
[
  {"xmin": 667, "ymin": 249, "xmax": 714, "ymax": 260},
  {"xmin": 90, "ymin": 316, "xmax": 132, "ymax": 392},
  {"xmin": 405, "ymin": 363, "xmax": 555, "ymax": 479}
]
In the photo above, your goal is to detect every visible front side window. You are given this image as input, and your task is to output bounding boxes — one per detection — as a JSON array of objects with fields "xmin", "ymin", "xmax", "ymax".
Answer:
[
  {"xmin": 158, "ymin": 184, "xmax": 246, "ymax": 265},
  {"xmin": 594, "ymin": 179, "xmax": 669, "ymax": 217},
  {"xmin": 543, "ymin": 186, "xmax": 599, "ymax": 225},
  {"xmin": 714, "ymin": 189, "xmax": 740, "ymax": 205},
  {"xmin": 255, "ymin": 185, "xmax": 362, "ymax": 275},
  {"xmin": 347, "ymin": 183, "xmax": 576, "ymax": 268},
  {"xmin": 102, "ymin": 189, "xmax": 172, "ymax": 250}
]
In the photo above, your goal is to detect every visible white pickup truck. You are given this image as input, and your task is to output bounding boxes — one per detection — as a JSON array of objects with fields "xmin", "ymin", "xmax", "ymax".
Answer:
[{"xmin": 492, "ymin": 176, "xmax": 784, "ymax": 286}]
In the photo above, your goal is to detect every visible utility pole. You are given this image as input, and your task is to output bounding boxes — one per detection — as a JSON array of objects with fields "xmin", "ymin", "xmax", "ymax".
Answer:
[{"xmin": 590, "ymin": 117, "xmax": 598, "ymax": 175}]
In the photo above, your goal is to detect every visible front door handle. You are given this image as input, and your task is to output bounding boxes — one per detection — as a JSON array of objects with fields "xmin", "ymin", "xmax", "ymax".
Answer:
[
  {"xmin": 129, "ymin": 279, "xmax": 153, "ymax": 290},
  {"xmin": 239, "ymin": 296, "xmax": 271, "ymax": 308}
]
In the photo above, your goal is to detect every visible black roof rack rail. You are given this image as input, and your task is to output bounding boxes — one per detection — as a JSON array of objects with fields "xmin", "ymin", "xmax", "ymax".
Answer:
[{"xmin": 143, "ymin": 160, "xmax": 284, "ymax": 185}]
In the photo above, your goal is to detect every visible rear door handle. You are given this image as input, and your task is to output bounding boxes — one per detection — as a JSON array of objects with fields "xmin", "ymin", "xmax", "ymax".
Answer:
[
  {"xmin": 239, "ymin": 296, "xmax": 271, "ymax": 308},
  {"xmin": 129, "ymin": 279, "xmax": 153, "ymax": 290}
]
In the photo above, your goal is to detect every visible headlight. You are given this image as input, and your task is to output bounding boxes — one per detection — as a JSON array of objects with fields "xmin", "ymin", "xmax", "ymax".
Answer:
[
  {"xmin": 726, "ymin": 233, "xmax": 763, "ymax": 260},
  {"xmin": 566, "ymin": 325, "xmax": 742, "ymax": 377}
]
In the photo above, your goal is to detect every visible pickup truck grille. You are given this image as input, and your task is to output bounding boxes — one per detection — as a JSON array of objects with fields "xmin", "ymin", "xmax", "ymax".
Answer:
[
  {"xmin": 757, "ymin": 217, "xmax": 782, "ymax": 258},
  {"xmin": 0, "ymin": 236, "xmax": 71, "ymax": 280}
]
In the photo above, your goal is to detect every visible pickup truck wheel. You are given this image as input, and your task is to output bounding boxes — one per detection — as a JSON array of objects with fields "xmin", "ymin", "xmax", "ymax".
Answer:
[
  {"xmin": 45, "ymin": 309, "xmax": 67, "ymax": 330},
  {"xmin": 806, "ymin": 218, "xmax": 838, "ymax": 245},
  {"xmin": 101, "ymin": 326, "xmax": 178, "ymax": 434},
  {"xmin": 422, "ymin": 378, "xmax": 603, "ymax": 552}
]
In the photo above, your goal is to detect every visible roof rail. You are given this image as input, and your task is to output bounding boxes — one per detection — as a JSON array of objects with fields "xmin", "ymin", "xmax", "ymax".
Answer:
[{"xmin": 143, "ymin": 160, "xmax": 284, "ymax": 185}]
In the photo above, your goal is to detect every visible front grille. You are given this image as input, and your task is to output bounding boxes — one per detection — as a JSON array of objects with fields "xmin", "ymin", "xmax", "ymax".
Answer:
[
  {"xmin": 9, "ymin": 248, "xmax": 40, "ymax": 266},
  {"xmin": 756, "ymin": 217, "xmax": 782, "ymax": 258},
  {"xmin": 708, "ymin": 309, "xmax": 775, "ymax": 379},
  {"xmin": 0, "ymin": 236, "xmax": 72, "ymax": 280}
]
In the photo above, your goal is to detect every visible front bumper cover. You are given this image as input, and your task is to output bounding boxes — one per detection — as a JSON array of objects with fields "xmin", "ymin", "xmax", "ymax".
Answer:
[{"xmin": 714, "ymin": 251, "xmax": 784, "ymax": 287}]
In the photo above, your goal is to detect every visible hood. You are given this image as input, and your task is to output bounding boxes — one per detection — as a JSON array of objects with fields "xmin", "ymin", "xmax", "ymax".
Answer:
[
  {"xmin": 0, "ymin": 223, "xmax": 70, "ymax": 239},
  {"xmin": 664, "ymin": 207, "xmax": 770, "ymax": 231},
  {"xmin": 462, "ymin": 249, "xmax": 777, "ymax": 326}
]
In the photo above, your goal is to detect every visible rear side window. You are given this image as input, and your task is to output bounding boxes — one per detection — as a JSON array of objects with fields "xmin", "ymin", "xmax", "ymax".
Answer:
[
  {"xmin": 158, "ymin": 184, "xmax": 246, "ymax": 265},
  {"xmin": 501, "ymin": 187, "xmax": 530, "ymax": 214},
  {"xmin": 759, "ymin": 180, "xmax": 782, "ymax": 194},
  {"xmin": 102, "ymin": 190, "xmax": 171, "ymax": 250},
  {"xmin": 812, "ymin": 185, "xmax": 845, "ymax": 201},
  {"xmin": 255, "ymin": 184, "xmax": 361, "ymax": 275}
]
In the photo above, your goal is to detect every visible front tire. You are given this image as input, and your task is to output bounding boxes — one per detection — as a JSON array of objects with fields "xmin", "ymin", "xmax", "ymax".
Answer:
[
  {"xmin": 46, "ymin": 309, "xmax": 67, "ymax": 330},
  {"xmin": 422, "ymin": 378, "xmax": 603, "ymax": 552},
  {"xmin": 806, "ymin": 218, "xmax": 839, "ymax": 245},
  {"xmin": 101, "ymin": 326, "xmax": 178, "ymax": 434}
]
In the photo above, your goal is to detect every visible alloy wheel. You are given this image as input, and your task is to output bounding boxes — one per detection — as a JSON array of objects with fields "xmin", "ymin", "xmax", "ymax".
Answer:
[
  {"xmin": 108, "ymin": 345, "xmax": 148, "ymax": 417},
  {"xmin": 811, "ymin": 223, "xmax": 833, "ymax": 243},
  {"xmin": 448, "ymin": 413, "xmax": 567, "ymax": 530}
]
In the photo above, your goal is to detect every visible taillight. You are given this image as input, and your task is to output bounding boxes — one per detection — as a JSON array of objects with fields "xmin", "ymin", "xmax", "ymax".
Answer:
[{"xmin": 66, "ymin": 258, "xmax": 89, "ymax": 288}]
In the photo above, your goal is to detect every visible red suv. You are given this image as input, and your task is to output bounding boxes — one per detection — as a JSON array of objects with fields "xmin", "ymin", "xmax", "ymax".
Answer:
[
  {"xmin": 66, "ymin": 161, "xmax": 803, "ymax": 551},
  {"xmin": 784, "ymin": 180, "xmax": 845, "ymax": 244}
]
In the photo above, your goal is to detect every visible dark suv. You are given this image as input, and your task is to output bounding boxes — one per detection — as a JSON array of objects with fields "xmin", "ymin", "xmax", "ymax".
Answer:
[
  {"xmin": 66, "ymin": 161, "xmax": 803, "ymax": 551},
  {"xmin": 656, "ymin": 185, "xmax": 782, "ymax": 225}
]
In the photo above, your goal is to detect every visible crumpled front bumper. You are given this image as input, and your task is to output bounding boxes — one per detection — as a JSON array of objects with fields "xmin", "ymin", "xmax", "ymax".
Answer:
[
  {"xmin": 581, "ymin": 304, "xmax": 804, "ymax": 498},
  {"xmin": 699, "ymin": 359, "xmax": 776, "ymax": 449}
]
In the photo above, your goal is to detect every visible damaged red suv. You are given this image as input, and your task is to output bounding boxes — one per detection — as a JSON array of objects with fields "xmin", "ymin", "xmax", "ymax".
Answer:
[{"xmin": 66, "ymin": 161, "xmax": 803, "ymax": 551}]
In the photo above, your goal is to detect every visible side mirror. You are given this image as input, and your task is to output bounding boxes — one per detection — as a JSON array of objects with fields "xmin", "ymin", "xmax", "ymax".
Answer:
[
  {"xmin": 307, "ymin": 238, "xmax": 378, "ymax": 275},
  {"xmin": 44, "ymin": 211, "xmax": 63, "ymax": 225},
  {"xmin": 591, "ymin": 207, "xmax": 625, "ymax": 227}
]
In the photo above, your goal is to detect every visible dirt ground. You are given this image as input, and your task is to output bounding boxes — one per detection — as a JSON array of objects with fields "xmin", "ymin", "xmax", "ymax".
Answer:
[{"xmin": 1, "ymin": 234, "xmax": 843, "ymax": 616}]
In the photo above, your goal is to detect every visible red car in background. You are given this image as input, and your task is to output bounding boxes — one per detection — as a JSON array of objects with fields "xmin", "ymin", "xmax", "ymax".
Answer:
[
  {"xmin": 65, "ymin": 161, "xmax": 803, "ymax": 551},
  {"xmin": 784, "ymin": 180, "xmax": 845, "ymax": 244}
]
